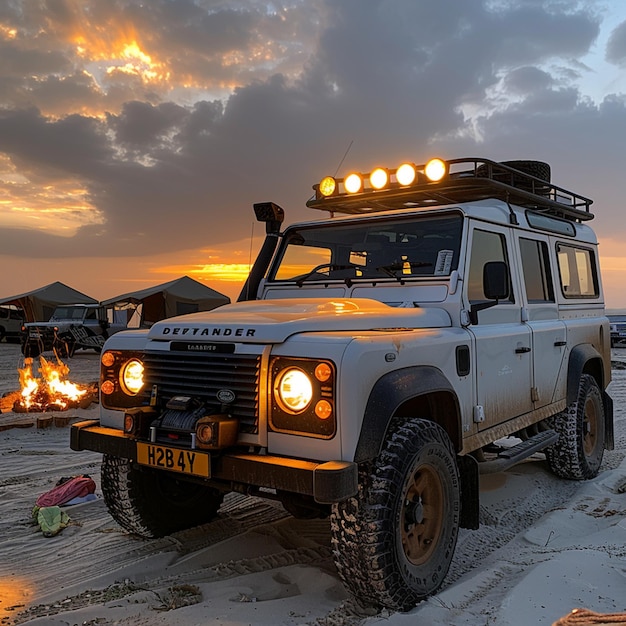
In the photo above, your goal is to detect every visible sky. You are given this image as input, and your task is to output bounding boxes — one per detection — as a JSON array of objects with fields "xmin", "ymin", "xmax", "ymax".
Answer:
[{"xmin": 0, "ymin": 0, "xmax": 626, "ymax": 306}]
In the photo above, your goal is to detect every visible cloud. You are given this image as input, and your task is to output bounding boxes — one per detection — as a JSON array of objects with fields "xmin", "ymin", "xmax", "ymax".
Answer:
[
  {"xmin": 0, "ymin": 0, "xmax": 622, "ymax": 265},
  {"xmin": 606, "ymin": 19, "xmax": 626, "ymax": 67}
]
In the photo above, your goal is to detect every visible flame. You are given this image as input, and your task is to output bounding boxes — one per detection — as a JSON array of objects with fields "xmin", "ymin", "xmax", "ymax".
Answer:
[{"xmin": 18, "ymin": 356, "xmax": 88, "ymax": 412}]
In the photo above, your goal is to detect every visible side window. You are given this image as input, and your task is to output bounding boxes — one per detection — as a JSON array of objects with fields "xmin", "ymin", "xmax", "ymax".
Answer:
[
  {"xmin": 556, "ymin": 244, "xmax": 599, "ymax": 298},
  {"xmin": 468, "ymin": 229, "xmax": 513, "ymax": 303},
  {"xmin": 519, "ymin": 238, "xmax": 554, "ymax": 303}
]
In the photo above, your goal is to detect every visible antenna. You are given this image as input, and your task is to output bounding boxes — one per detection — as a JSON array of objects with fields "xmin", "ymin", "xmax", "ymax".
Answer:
[{"xmin": 334, "ymin": 140, "xmax": 354, "ymax": 177}]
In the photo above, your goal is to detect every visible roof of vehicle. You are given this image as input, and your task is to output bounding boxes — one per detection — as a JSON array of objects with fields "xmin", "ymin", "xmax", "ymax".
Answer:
[{"xmin": 306, "ymin": 157, "xmax": 593, "ymax": 223}]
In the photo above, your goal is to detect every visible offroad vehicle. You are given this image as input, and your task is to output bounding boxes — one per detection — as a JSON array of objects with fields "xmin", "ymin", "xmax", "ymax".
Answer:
[
  {"xmin": 608, "ymin": 314, "xmax": 626, "ymax": 347},
  {"xmin": 71, "ymin": 157, "xmax": 613, "ymax": 611},
  {"xmin": 0, "ymin": 305, "xmax": 24, "ymax": 342},
  {"xmin": 21, "ymin": 303, "xmax": 125, "ymax": 358}
]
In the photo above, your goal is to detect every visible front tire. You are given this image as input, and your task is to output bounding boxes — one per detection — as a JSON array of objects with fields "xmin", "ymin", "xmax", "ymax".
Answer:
[
  {"xmin": 330, "ymin": 419, "xmax": 460, "ymax": 611},
  {"xmin": 545, "ymin": 374, "xmax": 605, "ymax": 480},
  {"xmin": 101, "ymin": 455, "xmax": 224, "ymax": 538}
]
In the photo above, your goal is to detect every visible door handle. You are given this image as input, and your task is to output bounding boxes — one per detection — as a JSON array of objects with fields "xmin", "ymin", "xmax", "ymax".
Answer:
[
  {"xmin": 515, "ymin": 347, "xmax": 531, "ymax": 354},
  {"xmin": 554, "ymin": 341, "xmax": 567, "ymax": 347}
]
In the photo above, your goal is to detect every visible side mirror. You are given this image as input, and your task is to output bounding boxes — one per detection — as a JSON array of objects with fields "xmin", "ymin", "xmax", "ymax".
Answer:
[
  {"xmin": 469, "ymin": 261, "xmax": 510, "ymax": 324},
  {"xmin": 483, "ymin": 261, "xmax": 509, "ymax": 300}
]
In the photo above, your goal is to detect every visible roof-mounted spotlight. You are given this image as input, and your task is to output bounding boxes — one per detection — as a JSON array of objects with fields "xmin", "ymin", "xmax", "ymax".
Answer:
[
  {"xmin": 318, "ymin": 176, "xmax": 337, "ymax": 197},
  {"xmin": 396, "ymin": 163, "xmax": 417, "ymax": 186},
  {"xmin": 424, "ymin": 158, "xmax": 448, "ymax": 182},
  {"xmin": 344, "ymin": 173, "xmax": 363, "ymax": 194},
  {"xmin": 369, "ymin": 167, "xmax": 389, "ymax": 190}
]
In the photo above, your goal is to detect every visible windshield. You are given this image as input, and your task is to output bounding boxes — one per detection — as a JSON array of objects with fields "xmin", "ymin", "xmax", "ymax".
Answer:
[
  {"xmin": 51, "ymin": 307, "xmax": 91, "ymax": 320},
  {"xmin": 270, "ymin": 213, "xmax": 463, "ymax": 284}
]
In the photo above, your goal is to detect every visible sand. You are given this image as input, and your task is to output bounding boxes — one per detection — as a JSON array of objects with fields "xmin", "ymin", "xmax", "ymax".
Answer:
[{"xmin": 0, "ymin": 342, "xmax": 624, "ymax": 626}]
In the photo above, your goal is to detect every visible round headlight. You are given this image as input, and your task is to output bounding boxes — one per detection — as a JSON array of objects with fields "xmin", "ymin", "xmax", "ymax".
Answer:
[
  {"xmin": 276, "ymin": 368, "xmax": 313, "ymax": 413},
  {"xmin": 120, "ymin": 359, "xmax": 144, "ymax": 396}
]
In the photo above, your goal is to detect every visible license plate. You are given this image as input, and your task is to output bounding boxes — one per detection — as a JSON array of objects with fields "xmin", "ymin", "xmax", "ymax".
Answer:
[{"xmin": 136, "ymin": 443, "xmax": 210, "ymax": 477}]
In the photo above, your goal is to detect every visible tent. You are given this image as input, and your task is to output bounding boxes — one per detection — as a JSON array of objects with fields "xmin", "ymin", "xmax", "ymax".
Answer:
[
  {"xmin": 0, "ymin": 281, "xmax": 98, "ymax": 322},
  {"xmin": 102, "ymin": 276, "xmax": 230, "ymax": 327}
]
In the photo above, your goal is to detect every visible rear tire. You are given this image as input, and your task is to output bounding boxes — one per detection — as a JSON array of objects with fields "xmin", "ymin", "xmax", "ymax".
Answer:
[
  {"xmin": 330, "ymin": 419, "xmax": 460, "ymax": 610},
  {"xmin": 101, "ymin": 455, "xmax": 224, "ymax": 538},
  {"xmin": 545, "ymin": 374, "xmax": 605, "ymax": 480}
]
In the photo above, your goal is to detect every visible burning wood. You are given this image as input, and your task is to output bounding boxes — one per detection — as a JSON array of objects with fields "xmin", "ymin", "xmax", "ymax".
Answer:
[{"xmin": 14, "ymin": 356, "xmax": 97, "ymax": 413}]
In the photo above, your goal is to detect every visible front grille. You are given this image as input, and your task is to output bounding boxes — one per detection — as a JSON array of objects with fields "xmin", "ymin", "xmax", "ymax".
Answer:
[{"xmin": 141, "ymin": 351, "xmax": 260, "ymax": 433}]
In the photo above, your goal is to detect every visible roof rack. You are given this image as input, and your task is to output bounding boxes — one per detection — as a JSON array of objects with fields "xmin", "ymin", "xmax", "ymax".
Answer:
[{"xmin": 306, "ymin": 157, "xmax": 594, "ymax": 222}]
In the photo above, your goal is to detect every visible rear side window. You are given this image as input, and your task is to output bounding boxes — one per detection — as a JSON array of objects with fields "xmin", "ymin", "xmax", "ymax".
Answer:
[
  {"xmin": 556, "ymin": 243, "xmax": 599, "ymax": 298},
  {"xmin": 520, "ymin": 238, "xmax": 554, "ymax": 303}
]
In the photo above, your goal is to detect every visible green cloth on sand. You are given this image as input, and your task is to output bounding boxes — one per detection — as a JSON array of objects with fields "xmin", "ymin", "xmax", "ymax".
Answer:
[{"xmin": 35, "ymin": 506, "xmax": 70, "ymax": 537}]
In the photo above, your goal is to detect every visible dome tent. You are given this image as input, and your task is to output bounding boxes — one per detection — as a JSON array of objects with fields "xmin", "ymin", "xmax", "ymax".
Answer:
[
  {"xmin": 0, "ymin": 281, "xmax": 97, "ymax": 322},
  {"xmin": 102, "ymin": 276, "xmax": 230, "ymax": 327}
]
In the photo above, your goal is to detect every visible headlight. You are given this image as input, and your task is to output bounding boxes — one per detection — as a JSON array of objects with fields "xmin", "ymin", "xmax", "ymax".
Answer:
[
  {"xmin": 120, "ymin": 359, "xmax": 144, "ymax": 396},
  {"xmin": 270, "ymin": 357, "xmax": 336, "ymax": 438},
  {"xmin": 100, "ymin": 350, "xmax": 146, "ymax": 409},
  {"xmin": 276, "ymin": 368, "xmax": 313, "ymax": 413}
]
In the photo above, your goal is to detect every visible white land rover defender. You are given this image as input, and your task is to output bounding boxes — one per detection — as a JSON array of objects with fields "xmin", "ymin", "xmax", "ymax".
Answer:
[{"xmin": 71, "ymin": 157, "xmax": 613, "ymax": 610}]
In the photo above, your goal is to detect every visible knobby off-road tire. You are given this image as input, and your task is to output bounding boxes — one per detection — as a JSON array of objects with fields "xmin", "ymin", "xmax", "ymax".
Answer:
[
  {"xmin": 545, "ymin": 374, "xmax": 605, "ymax": 480},
  {"xmin": 330, "ymin": 418, "xmax": 460, "ymax": 611},
  {"xmin": 101, "ymin": 455, "xmax": 224, "ymax": 538}
]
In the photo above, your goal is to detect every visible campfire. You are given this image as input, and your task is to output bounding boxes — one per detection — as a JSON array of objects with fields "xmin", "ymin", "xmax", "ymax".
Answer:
[{"xmin": 13, "ymin": 356, "xmax": 98, "ymax": 413}]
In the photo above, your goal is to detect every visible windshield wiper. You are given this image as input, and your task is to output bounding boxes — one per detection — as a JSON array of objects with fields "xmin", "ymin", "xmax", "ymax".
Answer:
[
  {"xmin": 375, "ymin": 261, "xmax": 433, "ymax": 281},
  {"xmin": 295, "ymin": 263, "xmax": 360, "ymax": 287}
]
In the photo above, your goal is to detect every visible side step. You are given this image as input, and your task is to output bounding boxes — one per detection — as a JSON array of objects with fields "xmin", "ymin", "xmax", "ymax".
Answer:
[{"xmin": 478, "ymin": 429, "xmax": 558, "ymax": 475}]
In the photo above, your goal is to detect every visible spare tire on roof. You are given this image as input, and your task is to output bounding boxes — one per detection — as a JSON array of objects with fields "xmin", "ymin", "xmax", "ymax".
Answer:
[{"xmin": 476, "ymin": 160, "xmax": 551, "ymax": 196}]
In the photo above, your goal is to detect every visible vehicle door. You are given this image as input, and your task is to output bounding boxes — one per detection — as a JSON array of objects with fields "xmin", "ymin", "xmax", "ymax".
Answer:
[
  {"xmin": 465, "ymin": 225, "xmax": 533, "ymax": 430},
  {"xmin": 515, "ymin": 235, "xmax": 566, "ymax": 409}
]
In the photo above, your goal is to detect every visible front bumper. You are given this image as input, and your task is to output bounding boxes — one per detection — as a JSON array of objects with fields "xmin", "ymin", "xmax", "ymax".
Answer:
[{"xmin": 70, "ymin": 420, "xmax": 358, "ymax": 504}]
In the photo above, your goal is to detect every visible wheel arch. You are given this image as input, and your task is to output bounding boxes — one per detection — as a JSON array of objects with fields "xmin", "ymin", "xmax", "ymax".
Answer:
[
  {"xmin": 567, "ymin": 344, "xmax": 614, "ymax": 450},
  {"xmin": 567, "ymin": 344, "xmax": 604, "ymax": 402},
  {"xmin": 354, "ymin": 366, "xmax": 462, "ymax": 464}
]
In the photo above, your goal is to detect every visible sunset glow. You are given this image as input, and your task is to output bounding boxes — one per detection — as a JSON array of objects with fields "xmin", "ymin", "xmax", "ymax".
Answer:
[{"xmin": 0, "ymin": 1, "xmax": 625, "ymax": 308}]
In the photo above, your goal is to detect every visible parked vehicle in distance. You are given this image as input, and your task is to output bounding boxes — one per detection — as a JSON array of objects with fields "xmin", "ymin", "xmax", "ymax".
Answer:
[
  {"xmin": 0, "ymin": 305, "xmax": 24, "ymax": 343},
  {"xmin": 608, "ymin": 314, "xmax": 626, "ymax": 347},
  {"xmin": 21, "ymin": 304, "xmax": 126, "ymax": 358}
]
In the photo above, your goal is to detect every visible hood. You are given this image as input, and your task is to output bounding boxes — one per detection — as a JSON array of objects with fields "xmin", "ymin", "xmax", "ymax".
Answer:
[{"xmin": 147, "ymin": 298, "xmax": 451, "ymax": 344}]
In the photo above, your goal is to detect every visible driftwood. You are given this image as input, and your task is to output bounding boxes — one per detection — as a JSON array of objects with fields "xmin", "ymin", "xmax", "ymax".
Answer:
[
  {"xmin": 0, "ymin": 391, "xmax": 21, "ymax": 413},
  {"xmin": 553, "ymin": 608, "xmax": 626, "ymax": 625}
]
